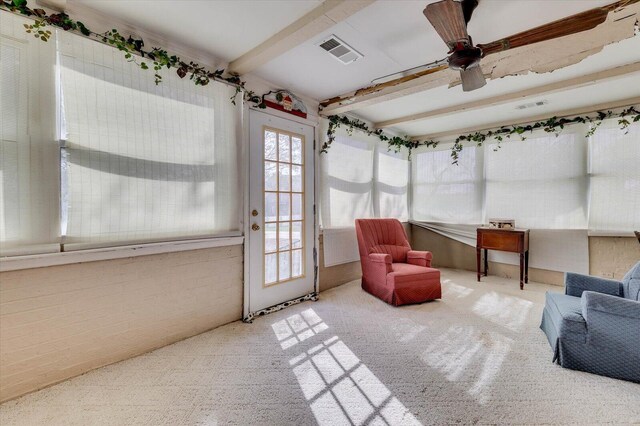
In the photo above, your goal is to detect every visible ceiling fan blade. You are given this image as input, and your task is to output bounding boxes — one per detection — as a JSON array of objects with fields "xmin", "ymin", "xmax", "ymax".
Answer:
[
  {"xmin": 460, "ymin": 66, "xmax": 486, "ymax": 91},
  {"xmin": 478, "ymin": 7, "xmax": 610, "ymax": 56},
  {"xmin": 424, "ymin": 0, "xmax": 469, "ymax": 48},
  {"xmin": 461, "ymin": 0, "xmax": 479, "ymax": 24}
]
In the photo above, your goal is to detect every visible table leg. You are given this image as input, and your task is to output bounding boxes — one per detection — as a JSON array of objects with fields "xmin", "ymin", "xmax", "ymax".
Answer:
[
  {"xmin": 476, "ymin": 247, "xmax": 481, "ymax": 282},
  {"xmin": 519, "ymin": 252, "xmax": 525, "ymax": 290},
  {"xmin": 484, "ymin": 249, "xmax": 488, "ymax": 277},
  {"xmin": 525, "ymin": 250, "xmax": 529, "ymax": 284}
]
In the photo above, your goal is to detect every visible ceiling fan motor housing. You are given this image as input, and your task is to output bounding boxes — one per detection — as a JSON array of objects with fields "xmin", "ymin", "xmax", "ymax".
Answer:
[{"xmin": 448, "ymin": 45, "xmax": 483, "ymax": 71}]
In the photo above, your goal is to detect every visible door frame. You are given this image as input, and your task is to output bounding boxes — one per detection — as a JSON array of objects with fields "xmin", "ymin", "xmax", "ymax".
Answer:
[{"xmin": 242, "ymin": 106, "xmax": 320, "ymax": 322}]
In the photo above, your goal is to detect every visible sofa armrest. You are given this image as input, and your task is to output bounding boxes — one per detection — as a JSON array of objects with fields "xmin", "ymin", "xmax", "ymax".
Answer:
[
  {"xmin": 565, "ymin": 272, "xmax": 622, "ymax": 298},
  {"xmin": 407, "ymin": 250, "xmax": 433, "ymax": 267},
  {"xmin": 581, "ymin": 291, "xmax": 640, "ymax": 350}
]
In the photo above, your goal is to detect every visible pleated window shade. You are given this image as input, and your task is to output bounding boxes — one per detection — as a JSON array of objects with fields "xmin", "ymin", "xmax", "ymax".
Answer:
[
  {"xmin": 484, "ymin": 126, "xmax": 589, "ymax": 229},
  {"xmin": 319, "ymin": 127, "xmax": 377, "ymax": 228},
  {"xmin": 58, "ymin": 31, "xmax": 241, "ymax": 249},
  {"xmin": 0, "ymin": 13, "xmax": 59, "ymax": 256},
  {"xmin": 588, "ymin": 120, "xmax": 640, "ymax": 234},
  {"xmin": 376, "ymin": 142, "xmax": 409, "ymax": 221},
  {"xmin": 412, "ymin": 143, "xmax": 483, "ymax": 225}
]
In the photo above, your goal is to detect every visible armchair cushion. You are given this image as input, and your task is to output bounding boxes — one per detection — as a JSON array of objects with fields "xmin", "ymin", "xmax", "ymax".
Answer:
[
  {"xmin": 564, "ymin": 272, "xmax": 622, "ymax": 298},
  {"xmin": 407, "ymin": 250, "xmax": 433, "ymax": 267}
]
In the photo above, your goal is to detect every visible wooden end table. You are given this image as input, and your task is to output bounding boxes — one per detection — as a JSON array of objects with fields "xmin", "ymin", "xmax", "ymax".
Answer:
[{"xmin": 476, "ymin": 227, "xmax": 530, "ymax": 290}]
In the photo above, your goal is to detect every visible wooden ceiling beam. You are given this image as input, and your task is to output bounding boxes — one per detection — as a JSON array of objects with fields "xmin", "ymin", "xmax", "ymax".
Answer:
[
  {"xmin": 228, "ymin": 0, "xmax": 374, "ymax": 76},
  {"xmin": 410, "ymin": 96, "xmax": 640, "ymax": 141},
  {"xmin": 375, "ymin": 62, "xmax": 640, "ymax": 129}
]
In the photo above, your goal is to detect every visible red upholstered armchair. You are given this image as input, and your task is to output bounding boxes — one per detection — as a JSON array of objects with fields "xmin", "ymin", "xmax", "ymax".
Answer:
[{"xmin": 355, "ymin": 219, "xmax": 441, "ymax": 306}]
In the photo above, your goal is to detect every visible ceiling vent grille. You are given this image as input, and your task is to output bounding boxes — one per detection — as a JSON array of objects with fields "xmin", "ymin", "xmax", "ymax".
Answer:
[
  {"xmin": 318, "ymin": 35, "xmax": 363, "ymax": 65},
  {"xmin": 515, "ymin": 100, "xmax": 549, "ymax": 110}
]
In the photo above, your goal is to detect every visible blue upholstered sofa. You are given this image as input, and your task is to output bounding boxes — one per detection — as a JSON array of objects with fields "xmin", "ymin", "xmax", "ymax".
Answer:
[{"xmin": 540, "ymin": 261, "xmax": 640, "ymax": 382}]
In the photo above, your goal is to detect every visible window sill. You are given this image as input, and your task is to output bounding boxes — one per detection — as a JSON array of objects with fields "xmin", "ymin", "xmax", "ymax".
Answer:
[{"xmin": 0, "ymin": 236, "xmax": 244, "ymax": 272}]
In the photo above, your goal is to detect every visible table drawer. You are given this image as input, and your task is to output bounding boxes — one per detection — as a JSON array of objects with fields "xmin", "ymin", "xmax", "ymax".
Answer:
[{"xmin": 479, "ymin": 232, "xmax": 521, "ymax": 252}]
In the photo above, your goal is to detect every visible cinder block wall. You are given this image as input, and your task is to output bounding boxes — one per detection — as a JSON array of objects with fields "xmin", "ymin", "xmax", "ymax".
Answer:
[{"xmin": 0, "ymin": 245, "xmax": 243, "ymax": 403}]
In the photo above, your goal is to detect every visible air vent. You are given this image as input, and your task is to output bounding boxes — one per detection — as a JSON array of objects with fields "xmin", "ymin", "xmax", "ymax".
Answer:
[
  {"xmin": 318, "ymin": 35, "xmax": 363, "ymax": 65},
  {"xmin": 515, "ymin": 100, "xmax": 549, "ymax": 110}
]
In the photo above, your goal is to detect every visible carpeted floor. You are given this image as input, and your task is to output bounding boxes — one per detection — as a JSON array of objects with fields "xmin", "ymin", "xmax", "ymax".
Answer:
[{"xmin": 1, "ymin": 268, "xmax": 639, "ymax": 425}]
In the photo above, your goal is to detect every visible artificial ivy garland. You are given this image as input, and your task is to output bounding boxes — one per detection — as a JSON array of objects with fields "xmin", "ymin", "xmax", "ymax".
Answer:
[
  {"xmin": 323, "ymin": 106, "xmax": 640, "ymax": 163},
  {"xmin": 0, "ymin": 0, "xmax": 267, "ymax": 107}
]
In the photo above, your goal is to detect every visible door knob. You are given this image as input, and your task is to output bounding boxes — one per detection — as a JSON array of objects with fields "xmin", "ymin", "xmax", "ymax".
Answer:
[
  {"xmin": 252, "ymin": 223, "xmax": 260, "ymax": 231},
  {"xmin": 252, "ymin": 209, "xmax": 259, "ymax": 217}
]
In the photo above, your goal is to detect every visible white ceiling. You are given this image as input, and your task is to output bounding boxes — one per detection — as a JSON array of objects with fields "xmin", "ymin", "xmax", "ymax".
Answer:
[
  {"xmin": 253, "ymin": 0, "xmax": 614, "ymax": 100},
  {"xmin": 71, "ymin": 0, "xmax": 322, "ymax": 62}
]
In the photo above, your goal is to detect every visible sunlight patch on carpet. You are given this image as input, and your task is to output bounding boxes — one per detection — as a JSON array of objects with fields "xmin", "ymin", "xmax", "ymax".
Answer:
[{"xmin": 274, "ymin": 308, "xmax": 422, "ymax": 426}]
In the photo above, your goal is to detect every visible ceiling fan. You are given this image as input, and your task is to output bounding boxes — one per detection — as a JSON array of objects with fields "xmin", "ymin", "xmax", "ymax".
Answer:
[{"xmin": 422, "ymin": 0, "xmax": 614, "ymax": 91}]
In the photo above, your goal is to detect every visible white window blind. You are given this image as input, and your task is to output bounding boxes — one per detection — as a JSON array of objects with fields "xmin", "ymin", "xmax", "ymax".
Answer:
[
  {"xmin": 58, "ymin": 30, "xmax": 241, "ymax": 249},
  {"xmin": 0, "ymin": 13, "xmax": 59, "ymax": 256},
  {"xmin": 589, "ymin": 119, "xmax": 640, "ymax": 234},
  {"xmin": 412, "ymin": 143, "xmax": 483, "ymax": 224},
  {"xmin": 319, "ymin": 126, "xmax": 376, "ymax": 228},
  {"xmin": 376, "ymin": 143, "xmax": 409, "ymax": 221},
  {"xmin": 319, "ymin": 123, "xmax": 410, "ymax": 266},
  {"xmin": 484, "ymin": 127, "xmax": 588, "ymax": 229}
]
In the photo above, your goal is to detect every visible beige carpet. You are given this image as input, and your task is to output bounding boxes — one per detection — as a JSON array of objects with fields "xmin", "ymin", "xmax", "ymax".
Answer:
[{"xmin": 1, "ymin": 268, "xmax": 639, "ymax": 425}]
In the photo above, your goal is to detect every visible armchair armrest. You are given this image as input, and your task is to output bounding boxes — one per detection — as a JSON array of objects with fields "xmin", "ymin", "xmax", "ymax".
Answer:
[
  {"xmin": 407, "ymin": 250, "xmax": 433, "ymax": 267},
  {"xmin": 369, "ymin": 253, "xmax": 392, "ymax": 275},
  {"xmin": 581, "ymin": 291, "xmax": 640, "ymax": 350},
  {"xmin": 565, "ymin": 272, "xmax": 622, "ymax": 298}
]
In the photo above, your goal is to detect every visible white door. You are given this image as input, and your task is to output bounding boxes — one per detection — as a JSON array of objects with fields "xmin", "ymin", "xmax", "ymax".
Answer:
[{"xmin": 247, "ymin": 109, "xmax": 316, "ymax": 314}]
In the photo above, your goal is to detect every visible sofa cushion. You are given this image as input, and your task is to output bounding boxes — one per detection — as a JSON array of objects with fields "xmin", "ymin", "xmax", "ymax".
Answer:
[
  {"xmin": 545, "ymin": 292, "xmax": 587, "ymax": 342},
  {"xmin": 621, "ymin": 261, "xmax": 640, "ymax": 301}
]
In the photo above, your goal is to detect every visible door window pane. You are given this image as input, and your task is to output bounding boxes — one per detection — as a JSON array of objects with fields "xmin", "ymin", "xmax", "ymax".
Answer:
[
  {"xmin": 292, "ymin": 165, "xmax": 302, "ymax": 192},
  {"xmin": 265, "ymin": 130, "xmax": 277, "ymax": 161},
  {"xmin": 279, "ymin": 251, "xmax": 291, "ymax": 281},
  {"xmin": 265, "ymin": 253, "xmax": 278, "ymax": 285},
  {"xmin": 292, "ymin": 137, "xmax": 303, "ymax": 164},
  {"xmin": 279, "ymin": 134, "xmax": 291, "ymax": 162},
  {"xmin": 279, "ymin": 193, "xmax": 290, "ymax": 221},
  {"xmin": 265, "ymin": 223, "xmax": 277, "ymax": 253},
  {"xmin": 292, "ymin": 193, "xmax": 303, "ymax": 220},
  {"xmin": 279, "ymin": 163, "xmax": 291, "ymax": 191},
  {"xmin": 265, "ymin": 192, "xmax": 277, "ymax": 222},
  {"xmin": 278, "ymin": 222, "xmax": 290, "ymax": 251},
  {"xmin": 265, "ymin": 161, "xmax": 277, "ymax": 191},
  {"xmin": 292, "ymin": 249, "xmax": 303, "ymax": 277},
  {"xmin": 292, "ymin": 221, "xmax": 303, "ymax": 249}
]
